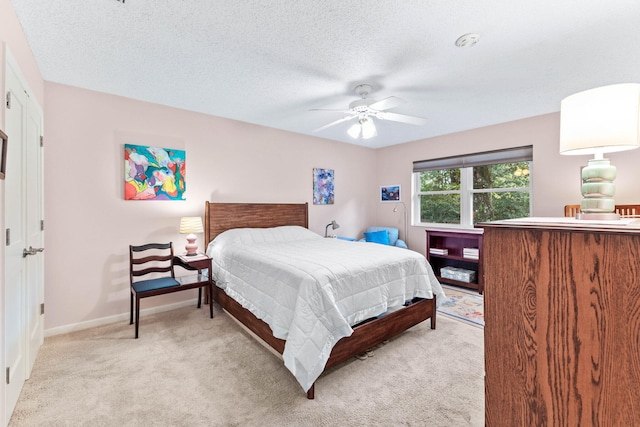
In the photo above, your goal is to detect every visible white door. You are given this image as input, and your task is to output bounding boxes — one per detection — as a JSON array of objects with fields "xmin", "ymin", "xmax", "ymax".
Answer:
[
  {"xmin": 4, "ymin": 53, "xmax": 44, "ymax": 425},
  {"xmin": 23, "ymin": 77, "xmax": 44, "ymax": 375}
]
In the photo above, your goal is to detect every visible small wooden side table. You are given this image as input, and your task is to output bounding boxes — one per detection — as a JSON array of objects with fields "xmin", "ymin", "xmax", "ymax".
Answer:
[{"xmin": 173, "ymin": 254, "xmax": 214, "ymax": 319}]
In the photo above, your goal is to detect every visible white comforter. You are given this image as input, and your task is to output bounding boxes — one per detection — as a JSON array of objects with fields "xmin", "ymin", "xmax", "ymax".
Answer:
[{"xmin": 206, "ymin": 226, "xmax": 444, "ymax": 392}]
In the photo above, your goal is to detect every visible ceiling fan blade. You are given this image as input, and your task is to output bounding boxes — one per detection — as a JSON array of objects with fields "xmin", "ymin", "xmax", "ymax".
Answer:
[
  {"xmin": 312, "ymin": 115, "xmax": 356, "ymax": 132},
  {"xmin": 369, "ymin": 96, "xmax": 406, "ymax": 111},
  {"xmin": 379, "ymin": 111, "xmax": 428, "ymax": 126},
  {"xmin": 310, "ymin": 108, "xmax": 354, "ymax": 114}
]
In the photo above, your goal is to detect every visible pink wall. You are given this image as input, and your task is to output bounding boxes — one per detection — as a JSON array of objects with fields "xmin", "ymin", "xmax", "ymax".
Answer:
[
  {"xmin": 6, "ymin": 0, "xmax": 640, "ymax": 337},
  {"xmin": 376, "ymin": 113, "xmax": 640, "ymax": 256},
  {"xmin": 39, "ymin": 82, "xmax": 640, "ymax": 333},
  {"xmin": 43, "ymin": 82, "xmax": 377, "ymax": 331},
  {"xmin": 47, "ymin": 79, "xmax": 640, "ymax": 333},
  {"xmin": 0, "ymin": 0, "xmax": 45, "ymax": 110}
]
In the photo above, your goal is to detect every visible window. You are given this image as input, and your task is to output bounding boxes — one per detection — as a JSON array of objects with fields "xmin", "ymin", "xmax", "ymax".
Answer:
[{"xmin": 413, "ymin": 146, "xmax": 532, "ymax": 227}]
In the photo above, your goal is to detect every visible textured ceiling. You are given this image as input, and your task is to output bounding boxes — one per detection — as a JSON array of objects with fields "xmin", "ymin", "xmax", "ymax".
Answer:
[{"xmin": 10, "ymin": 0, "xmax": 640, "ymax": 148}]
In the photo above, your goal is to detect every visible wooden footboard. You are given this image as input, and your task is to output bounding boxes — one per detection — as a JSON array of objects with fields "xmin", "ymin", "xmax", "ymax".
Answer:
[
  {"xmin": 325, "ymin": 297, "xmax": 436, "ymax": 371},
  {"xmin": 212, "ymin": 285, "xmax": 436, "ymax": 398}
]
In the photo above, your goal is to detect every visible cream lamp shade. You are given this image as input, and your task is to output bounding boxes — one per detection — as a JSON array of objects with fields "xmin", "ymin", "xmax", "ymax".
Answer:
[
  {"xmin": 560, "ymin": 83, "xmax": 640, "ymax": 155},
  {"xmin": 179, "ymin": 216, "xmax": 204, "ymax": 256},
  {"xmin": 559, "ymin": 83, "xmax": 640, "ymax": 217}
]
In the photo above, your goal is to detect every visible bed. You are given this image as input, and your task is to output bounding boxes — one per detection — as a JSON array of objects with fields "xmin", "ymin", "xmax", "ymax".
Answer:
[{"xmin": 204, "ymin": 201, "xmax": 444, "ymax": 398}]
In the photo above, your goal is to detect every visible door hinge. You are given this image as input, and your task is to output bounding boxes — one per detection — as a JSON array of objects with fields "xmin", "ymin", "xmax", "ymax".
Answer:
[
  {"xmin": 5, "ymin": 91, "xmax": 11, "ymax": 109},
  {"xmin": 5, "ymin": 367, "xmax": 9, "ymax": 385},
  {"xmin": 40, "ymin": 135, "xmax": 44, "ymax": 147},
  {"xmin": 41, "ymin": 303, "xmax": 45, "ymax": 315},
  {"xmin": 5, "ymin": 228, "xmax": 9, "ymax": 246},
  {"xmin": 41, "ymin": 220, "xmax": 45, "ymax": 231}
]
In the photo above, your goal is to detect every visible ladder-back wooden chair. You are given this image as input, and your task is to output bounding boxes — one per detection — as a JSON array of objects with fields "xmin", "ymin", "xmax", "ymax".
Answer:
[
  {"xmin": 614, "ymin": 204, "xmax": 640, "ymax": 217},
  {"xmin": 130, "ymin": 242, "xmax": 213, "ymax": 338},
  {"xmin": 130, "ymin": 243, "xmax": 180, "ymax": 338},
  {"xmin": 564, "ymin": 205, "xmax": 581, "ymax": 217}
]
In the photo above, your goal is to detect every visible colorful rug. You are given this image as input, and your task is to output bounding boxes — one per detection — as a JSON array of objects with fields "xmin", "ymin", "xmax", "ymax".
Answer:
[{"xmin": 437, "ymin": 284, "xmax": 484, "ymax": 328}]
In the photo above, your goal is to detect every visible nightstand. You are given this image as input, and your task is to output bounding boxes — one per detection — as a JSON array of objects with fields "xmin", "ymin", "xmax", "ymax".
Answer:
[{"xmin": 173, "ymin": 254, "xmax": 214, "ymax": 318}]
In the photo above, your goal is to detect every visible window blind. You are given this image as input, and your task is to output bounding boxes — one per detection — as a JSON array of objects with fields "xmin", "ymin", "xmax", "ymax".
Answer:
[{"xmin": 413, "ymin": 145, "xmax": 533, "ymax": 172}]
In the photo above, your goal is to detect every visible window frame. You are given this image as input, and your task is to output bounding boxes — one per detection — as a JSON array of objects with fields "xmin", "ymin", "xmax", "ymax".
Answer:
[{"xmin": 412, "ymin": 147, "xmax": 533, "ymax": 228}]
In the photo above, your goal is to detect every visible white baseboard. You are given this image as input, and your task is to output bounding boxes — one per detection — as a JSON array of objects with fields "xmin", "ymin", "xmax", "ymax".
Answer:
[{"xmin": 44, "ymin": 298, "xmax": 198, "ymax": 337}]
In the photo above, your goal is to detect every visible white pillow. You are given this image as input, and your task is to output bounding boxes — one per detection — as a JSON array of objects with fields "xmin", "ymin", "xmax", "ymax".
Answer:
[{"xmin": 208, "ymin": 225, "xmax": 319, "ymax": 249}]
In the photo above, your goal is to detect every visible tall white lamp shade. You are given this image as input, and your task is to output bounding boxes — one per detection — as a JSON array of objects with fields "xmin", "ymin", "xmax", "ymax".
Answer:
[
  {"xmin": 560, "ymin": 83, "xmax": 640, "ymax": 217},
  {"xmin": 179, "ymin": 216, "xmax": 204, "ymax": 256}
]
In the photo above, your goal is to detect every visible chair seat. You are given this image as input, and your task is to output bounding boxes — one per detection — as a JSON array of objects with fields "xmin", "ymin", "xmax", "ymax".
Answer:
[
  {"xmin": 132, "ymin": 277, "xmax": 180, "ymax": 293},
  {"xmin": 359, "ymin": 226, "xmax": 407, "ymax": 248}
]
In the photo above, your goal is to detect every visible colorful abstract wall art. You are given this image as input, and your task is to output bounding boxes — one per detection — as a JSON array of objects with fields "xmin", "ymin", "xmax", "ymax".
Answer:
[
  {"xmin": 124, "ymin": 144, "xmax": 186, "ymax": 200},
  {"xmin": 313, "ymin": 168, "xmax": 334, "ymax": 205}
]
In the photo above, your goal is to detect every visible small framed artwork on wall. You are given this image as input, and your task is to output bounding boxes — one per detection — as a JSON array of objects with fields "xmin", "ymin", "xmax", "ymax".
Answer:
[
  {"xmin": 313, "ymin": 168, "xmax": 335, "ymax": 205},
  {"xmin": 380, "ymin": 185, "xmax": 400, "ymax": 202},
  {"xmin": 0, "ymin": 128, "xmax": 7, "ymax": 180}
]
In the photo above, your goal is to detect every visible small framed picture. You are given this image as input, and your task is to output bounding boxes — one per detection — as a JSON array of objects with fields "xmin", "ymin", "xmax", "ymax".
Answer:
[
  {"xmin": 380, "ymin": 185, "xmax": 400, "ymax": 202},
  {"xmin": 0, "ymin": 128, "xmax": 7, "ymax": 180}
]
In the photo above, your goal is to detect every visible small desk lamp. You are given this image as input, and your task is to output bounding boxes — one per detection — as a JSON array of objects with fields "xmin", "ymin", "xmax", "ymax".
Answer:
[
  {"xmin": 325, "ymin": 220, "xmax": 340, "ymax": 237},
  {"xmin": 560, "ymin": 83, "xmax": 640, "ymax": 219},
  {"xmin": 179, "ymin": 216, "xmax": 204, "ymax": 256}
]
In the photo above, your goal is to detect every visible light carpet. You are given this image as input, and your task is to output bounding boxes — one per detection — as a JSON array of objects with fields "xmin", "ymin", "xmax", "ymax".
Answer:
[
  {"xmin": 437, "ymin": 285, "xmax": 484, "ymax": 328},
  {"xmin": 10, "ymin": 302, "xmax": 484, "ymax": 426}
]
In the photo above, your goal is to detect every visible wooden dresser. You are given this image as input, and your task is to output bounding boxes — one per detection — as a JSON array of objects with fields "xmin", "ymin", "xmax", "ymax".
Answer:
[{"xmin": 481, "ymin": 219, "xmax": 640, "ymax": 426}]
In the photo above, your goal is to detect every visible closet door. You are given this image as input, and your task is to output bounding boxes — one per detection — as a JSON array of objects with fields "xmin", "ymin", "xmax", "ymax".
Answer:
[
  {"xmin": 23, "ymin": 76, "xmax": 44, "ymax": 376},
  {"xmin": 4, "ymin": 52, "xmax": 44, "ymax": 426}
]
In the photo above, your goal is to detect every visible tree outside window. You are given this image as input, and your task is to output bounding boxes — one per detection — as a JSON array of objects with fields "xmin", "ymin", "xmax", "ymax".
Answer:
[{"xmin": 415, "ymin": 160, "xmax": 531, "ymax": 226}]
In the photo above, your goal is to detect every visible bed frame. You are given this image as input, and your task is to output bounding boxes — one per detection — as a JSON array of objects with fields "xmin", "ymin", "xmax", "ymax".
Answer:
[{"xmin": 204, "ymin": 201, "xmax": 437, "ymax": 399}]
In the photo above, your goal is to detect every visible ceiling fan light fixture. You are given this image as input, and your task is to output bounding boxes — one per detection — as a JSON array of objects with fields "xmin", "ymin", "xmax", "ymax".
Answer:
[
  {"xmin": 347, "ymin": 122, "xmax": 361, "ymax": 139},
  {"xmin": 311, "ymin": 83, "xmax": 423, "ymax": 139},
  {"xmin": 361, "ymin": 118, "xmax": 377, "ymax": 139}
]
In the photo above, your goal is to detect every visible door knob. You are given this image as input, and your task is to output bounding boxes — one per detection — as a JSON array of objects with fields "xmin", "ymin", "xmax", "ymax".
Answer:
[{"xmin": 22, "ymin": 246, "xmax": 45, "ymax": 257}]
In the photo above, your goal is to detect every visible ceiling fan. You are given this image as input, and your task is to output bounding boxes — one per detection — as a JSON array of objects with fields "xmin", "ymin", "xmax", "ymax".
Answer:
[{"xmin": 311, "ymin": 84, "xmax": 428, "ymax": 139}]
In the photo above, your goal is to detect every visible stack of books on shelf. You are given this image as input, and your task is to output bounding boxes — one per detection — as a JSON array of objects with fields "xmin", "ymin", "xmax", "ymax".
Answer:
[
  {"xmin": 463, "ymin": 247, "xmax": 479, "ymax": 260},
  {"xmin": 429, "ymin": 248, "xmax": 449, "ymax": 256}
]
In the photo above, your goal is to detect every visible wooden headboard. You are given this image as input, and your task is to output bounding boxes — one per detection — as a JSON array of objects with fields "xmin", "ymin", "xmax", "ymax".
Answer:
[{"xmin": 204, "ymin": 202, "xmax": 309, "ymax": 245}]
